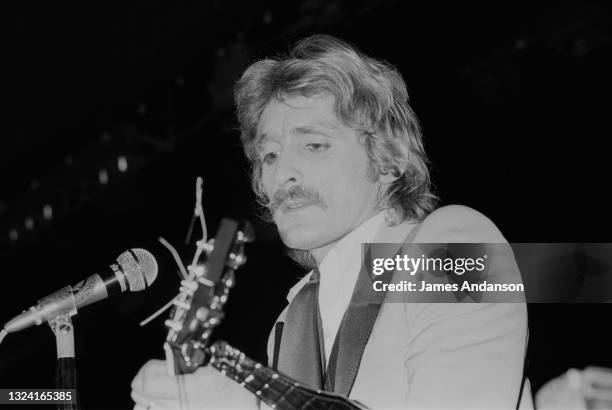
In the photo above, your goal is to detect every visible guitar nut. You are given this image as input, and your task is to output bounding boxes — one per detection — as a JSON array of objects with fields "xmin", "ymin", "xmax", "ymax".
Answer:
[{"xmin": 173, "ymin": 300, "xmax": 190, "ymax": 310}]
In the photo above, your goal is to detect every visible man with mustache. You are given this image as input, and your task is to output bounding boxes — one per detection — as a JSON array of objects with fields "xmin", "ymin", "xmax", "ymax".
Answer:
[{"xmin": 131, "ymin": 35, "xmax": 531, "ymax": 409}]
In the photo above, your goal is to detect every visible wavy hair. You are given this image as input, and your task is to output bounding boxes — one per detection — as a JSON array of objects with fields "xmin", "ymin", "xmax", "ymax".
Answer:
[{"xmin": 234, "ymin": 35, "xmax": 438, "ymax": 266}]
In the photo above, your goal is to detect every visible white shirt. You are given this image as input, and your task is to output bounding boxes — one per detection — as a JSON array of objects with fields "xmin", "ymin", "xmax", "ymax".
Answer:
[{"xmin": 283, "ymin": 211, "xmax": 383, "ymax": 366}]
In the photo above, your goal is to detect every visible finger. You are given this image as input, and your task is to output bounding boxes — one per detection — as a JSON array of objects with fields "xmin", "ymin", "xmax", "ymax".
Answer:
[
  {"xmin": 134, "ymin": 375, "xmax": 187, "ymax": 401},
  {"xmin": 131, "ymin": 359, "xmax": 168, "ymax": 391},
  {"xmin": 583, "ymin": 366, "xmax": 612, "ymax": 404},
  {"xmin": 132, "ymin": 391, "xmax": 164, "ymax": 410},
  {"xmin": 536, "ymin": 369, "xmax": 585, "ymax": 410},
  {"xmin": 565, "ymin": 368, "xmax": 582, "ymax": 390},
  {"xmin": 131, "ymin": 389, "xmax": 151, "ymax": 406},
  {"xmin": 588, "ymin": 398, "xmax": 612, "ymax": 410},
  {"xmin": 134, "ymin": 398, "xmax": 181, "ymax": 410},
  {"xmin": 147, "ymin": 376, "xmax": 184, "ymax": 399},
  {"xmin": 142, "ymin": 359, "xmax": 169, "ymax": 377},
  {"xmin": 583, "ymin": 366, "xmax": 612, "ymax": 393},
  {"xmin": 132, "ymin": 389, "xmax": 175, "ymax": 409},
  {"xmin": 131, "ymin": 360, "xmax": 152, "ymax": 389},
  {"xmin": 583, "ymin": 366, "xmax": 612, "ymax": 380}
]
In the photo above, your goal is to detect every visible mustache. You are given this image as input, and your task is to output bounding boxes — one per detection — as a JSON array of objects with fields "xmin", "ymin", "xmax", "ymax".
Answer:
[{"xmin": 269, "ymin": 185, "xmax": 327, "ymax": 212}]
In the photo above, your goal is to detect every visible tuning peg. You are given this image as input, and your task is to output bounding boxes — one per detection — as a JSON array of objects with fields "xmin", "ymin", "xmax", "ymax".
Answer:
[
  {"xmin": 228, "ymin": 252, "xmax": 246, "ymax": 269},
  {"xmin": 196, "ymin": 238, "xmax": 215, "ymax": 254},
  {"xmin": 179, "ymin": 280, "xmax": 198, "ymax": 295},
  {"xmin": 235, "ymin": 253, "xmax": 246, "ymax": 265},
  {"xmin": 201, "ymin": 329, "xmax": 212, "ymax": 341},
  {"xmin": 237, "ymin": 221, "xmax": 255, "ymax": 243},
  {"xmin": 209, "ymin": 296, "xmax": 221, "ymax": 310},
  {"xmin": 196, "ymin": 307, "xmax": 210, "ymax": 321},
  {"xmin": 223, "ymin": 271, "xmax": 235, "ymax": 288},
  {"xmin": 187, "ymin": 263, "xmax": 206, "ymax": 278},
  {"xmin": 165, "ymin": 319, "xmax": 182, "ymax": 332}
]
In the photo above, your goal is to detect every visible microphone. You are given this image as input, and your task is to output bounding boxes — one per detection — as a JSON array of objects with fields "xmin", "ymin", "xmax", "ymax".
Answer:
[{"xmin": 2, "ymin": 248, "xmax": 158, "ymax": 334}]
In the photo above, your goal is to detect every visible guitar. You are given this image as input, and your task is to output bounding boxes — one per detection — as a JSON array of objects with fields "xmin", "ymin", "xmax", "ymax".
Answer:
[{"xmin": 163, "ymin": 218, "xmax": 367, "ymax": 410}]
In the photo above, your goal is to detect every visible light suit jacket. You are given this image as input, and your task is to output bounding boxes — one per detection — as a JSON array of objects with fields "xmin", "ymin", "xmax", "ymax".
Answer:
[{"xmin": 267, "ymin": 205, "xmax": 534, "ymax": 410}]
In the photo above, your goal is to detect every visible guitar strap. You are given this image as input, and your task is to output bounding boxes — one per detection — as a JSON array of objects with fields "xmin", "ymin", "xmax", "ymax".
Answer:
[
  {"xmin": 271, "ymin": 322, "xmax": 283, "ymax": 371},
  {"xmin": 316, "ymin": 300, "xmax": 328, "ymax": 383}
]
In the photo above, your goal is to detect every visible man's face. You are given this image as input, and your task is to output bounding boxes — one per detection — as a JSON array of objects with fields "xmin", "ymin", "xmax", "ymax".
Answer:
[{"xmin": 257, "ymin": 94, "xmax": 383, "ymax": 262}]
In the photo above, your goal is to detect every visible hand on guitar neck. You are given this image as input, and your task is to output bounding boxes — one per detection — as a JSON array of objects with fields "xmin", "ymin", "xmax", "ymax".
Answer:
[
  {"xmin": 130, "ymin": 218, "xmax": 366, "ymax": 409},
  {"xmin": 131, "ymin": 342, "xmax": 366, "ymax": 410},
  {"xmin": 131, "ymin": 358, "xmax": 258, "ymax": 410},
  {"xmin": 132, "ymin": 219, "xmax": 258, "ymax": 410}
]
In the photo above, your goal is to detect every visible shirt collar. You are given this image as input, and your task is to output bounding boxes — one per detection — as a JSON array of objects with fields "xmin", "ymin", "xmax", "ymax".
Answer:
[{"xmin": 286, "ymin": 211, "xmax": 387, "ymax": 303}]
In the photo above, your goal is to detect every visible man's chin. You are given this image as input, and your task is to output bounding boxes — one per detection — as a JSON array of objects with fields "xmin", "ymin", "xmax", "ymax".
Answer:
[
  {"xmin": 277, "ymin": 229, "xmax": 313, "ymax": 251},
  {"xmin": 274, "ymin": 208, "xmax": 327, "ymax": 247},
  {"xmin": 276, "ymin": 223, "xmax": 322, "ymax": 251}
]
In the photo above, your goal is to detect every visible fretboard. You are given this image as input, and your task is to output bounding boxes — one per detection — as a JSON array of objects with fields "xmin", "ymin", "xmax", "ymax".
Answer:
[{"xmin": 208, "ymin": 341, "xmax": 367, "ymax": 410}]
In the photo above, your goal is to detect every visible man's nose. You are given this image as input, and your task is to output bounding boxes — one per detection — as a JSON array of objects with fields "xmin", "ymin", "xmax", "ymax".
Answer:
[{"xmin": 273, "ymin": 149, "xmax": 302, "ymax": 186}]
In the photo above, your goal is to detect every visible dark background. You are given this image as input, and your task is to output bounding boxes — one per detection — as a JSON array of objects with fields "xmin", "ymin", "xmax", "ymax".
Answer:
[{"xmin": 2, "ymin": 1, "xmax": 611, "ymax": 409}]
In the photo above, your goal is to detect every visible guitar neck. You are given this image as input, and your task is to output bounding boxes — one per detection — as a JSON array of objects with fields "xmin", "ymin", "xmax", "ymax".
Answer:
[{"xmin": 207, "ymin": 341, "xmax": 366, "ymax": 410}]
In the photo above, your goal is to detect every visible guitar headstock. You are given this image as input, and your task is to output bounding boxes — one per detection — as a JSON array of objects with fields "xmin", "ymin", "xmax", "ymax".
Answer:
[{"xmin": 163, "ymin": 218, "xmax": 253, "ymax": 375}]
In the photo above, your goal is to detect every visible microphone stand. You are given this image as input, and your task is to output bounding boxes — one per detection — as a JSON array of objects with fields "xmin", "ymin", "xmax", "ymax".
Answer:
[{"xmin": 49, "ymin": 314, "xmax": 79, "ymax": 410}]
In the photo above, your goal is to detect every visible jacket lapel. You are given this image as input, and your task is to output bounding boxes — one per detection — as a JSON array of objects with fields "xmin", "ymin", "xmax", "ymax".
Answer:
[
  {"xmin": 330, "ymin": 219, "xmax": 420, "ymax": 396},
  {"xmin": 276, "ymin": 268, "xmax": 324, "ymax": 389}
]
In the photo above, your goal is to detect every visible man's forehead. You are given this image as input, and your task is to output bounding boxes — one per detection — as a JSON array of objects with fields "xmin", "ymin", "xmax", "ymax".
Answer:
[{"xmin": 256, "ymin": 95, "xmax": 343, "ymax": 141}]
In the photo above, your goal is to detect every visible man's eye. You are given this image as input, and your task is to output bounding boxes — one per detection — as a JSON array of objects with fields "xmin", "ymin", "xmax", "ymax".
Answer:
[
  {"xmin": 306, "ymin": 143, "xmax": 330, "ymax": 152},
  {"xmin": 262, "ymin": 151, "xmax": 279, "ymax": 165}
]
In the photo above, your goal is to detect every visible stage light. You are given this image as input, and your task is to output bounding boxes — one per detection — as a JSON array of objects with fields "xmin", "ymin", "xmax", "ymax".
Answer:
[
  {"xmin": 118, "ymin": 156, "xmax": 128, "ymax": 172},
  {"xmin": 24, "ymin": 217, "xmax": 34, "ymax": 231},
  {"xmin": 9, "ymin": 229, "xmax": 18, "ymax": 242},
  {"xmin": 43, "ymin": 205, "xmax": 53, "ymax": 220},
  {"xmin": 99, "ymin": 169, "xmax": 109, "ymax": 184}
]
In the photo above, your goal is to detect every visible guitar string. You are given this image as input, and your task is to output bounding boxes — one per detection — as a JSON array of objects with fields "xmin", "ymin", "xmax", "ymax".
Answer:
[
  {"xmin": 218, "ymin": 347, "xmax": 360, "ymax": 410},
  {"xmin": 177, "ymin": 373, "xmax": 188, "ymax": 410},
  {"xmin": 138, "ymin": 177, "xmax": 208, "ymax": 327},
  {"xmin": 159, "ymin": 236, "xmax": 188, "ymax": 279}
]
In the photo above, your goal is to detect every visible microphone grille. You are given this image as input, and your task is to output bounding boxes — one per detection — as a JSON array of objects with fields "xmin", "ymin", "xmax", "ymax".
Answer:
[{"xmin": 116, "ymin": 248, "xmax": 158, "ymax": 292}]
